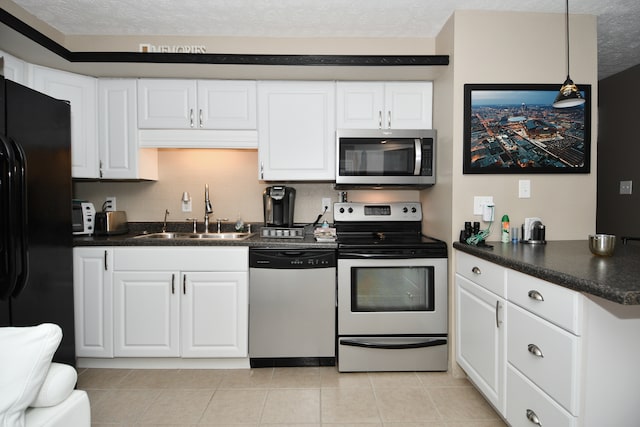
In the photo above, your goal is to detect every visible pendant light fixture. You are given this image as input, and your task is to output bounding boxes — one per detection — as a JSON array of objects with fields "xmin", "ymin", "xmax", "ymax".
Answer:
[{"xmin": 553, "ymin": 0, "xmax": 585, "ymax": 108}]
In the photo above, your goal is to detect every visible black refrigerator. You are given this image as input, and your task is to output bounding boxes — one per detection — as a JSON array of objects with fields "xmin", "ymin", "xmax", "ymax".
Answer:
[{"xmin": 0, "ymin": 76, "xmax": 75, "ymax": 366}]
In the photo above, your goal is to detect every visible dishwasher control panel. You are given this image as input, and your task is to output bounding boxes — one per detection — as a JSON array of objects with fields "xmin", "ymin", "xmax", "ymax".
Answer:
[{"xmin": 249, "ymin": 249, "xmax": 336, "ymax": 269}]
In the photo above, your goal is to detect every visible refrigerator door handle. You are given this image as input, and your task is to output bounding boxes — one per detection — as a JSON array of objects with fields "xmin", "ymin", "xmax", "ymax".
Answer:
[
  {"xmin": 10, "ymin": 138, "xmax": 29, "ymax": 297},
  {"xmin": 0, "ymin": 134, "xmax": 18, "ymax": 300}
]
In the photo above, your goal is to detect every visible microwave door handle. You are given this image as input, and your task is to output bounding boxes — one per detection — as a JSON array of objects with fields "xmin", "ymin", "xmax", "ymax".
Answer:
[{"xmin": 414, "ymin": 139, "xmax": 422, "ymax": 175}]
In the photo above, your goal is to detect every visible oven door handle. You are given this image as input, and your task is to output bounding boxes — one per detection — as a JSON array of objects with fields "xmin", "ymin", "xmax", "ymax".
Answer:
[
  {"xmin": 340, "ymin": 338, "xmax": 447, "ymax": 350},
  {"xmin": 338, "ymin": 252, "xmax": 429, "ymax": 260}
]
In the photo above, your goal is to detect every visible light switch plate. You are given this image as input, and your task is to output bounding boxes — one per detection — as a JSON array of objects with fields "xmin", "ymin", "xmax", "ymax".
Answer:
[{"xmin": 519, "ymin": 180, "xmax": 531, "ymax": 198}]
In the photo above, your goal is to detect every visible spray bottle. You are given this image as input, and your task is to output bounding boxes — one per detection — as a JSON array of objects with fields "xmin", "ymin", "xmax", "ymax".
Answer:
[{"xmin": 501, "ymin": 214, "xmax": 510, "ymax": 243}]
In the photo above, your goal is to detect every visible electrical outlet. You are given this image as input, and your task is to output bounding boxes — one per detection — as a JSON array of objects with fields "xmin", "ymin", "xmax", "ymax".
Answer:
[
  {"xmin": 473, "ymin": 196, "xmax": 493, "ymax": 215},
  {"xmin": 620, "ymin": 180, "xmax": 633, "ymax": 195},
  {"xmin": 104, "ymin": 196, "xmax": 116, "ymax": 211},
  {"xmin": 322, "ymin": 198, "xmax": 332, "ymax": 213}
]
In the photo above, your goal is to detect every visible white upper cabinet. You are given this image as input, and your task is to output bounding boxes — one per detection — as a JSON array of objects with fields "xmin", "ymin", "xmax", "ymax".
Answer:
[
  {"xmin": 137, "ymin": 79, "xmax": 197, "ymax": 129},
  {"xmin": 337, "ymin": 81, "xmax": 433, "ymax": 129},
  {"xmin": 30, "ymin": 65, "xmax": 99, "ymax": 178},
  {"xmin": 1, "ymin": 50, "xmax": 28, "ymax": 85},
  {"xmin": 137, "ymin": 79, "xmax": 256, "ymax": 130},
  {"xmin": 257, "ymin": 81, "xmax": 336, "ymax": 181},
  {"xmin": 98, "ymin": 79, "xmax": 158, "ymax": 180},
  {"xmin": 197, "ymin": 80, "xmax": 257, "ymax": 129}
]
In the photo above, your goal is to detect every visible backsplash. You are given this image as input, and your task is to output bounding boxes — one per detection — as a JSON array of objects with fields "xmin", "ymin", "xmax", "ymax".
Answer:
[{"xmin": 73, "ymin": 149, "xmax": 419, "ymax": 225}]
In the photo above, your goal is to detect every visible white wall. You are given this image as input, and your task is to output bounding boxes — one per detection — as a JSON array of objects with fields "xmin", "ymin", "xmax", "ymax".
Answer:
[{"xmin": 449, "ymin": 10, "xmax": 598, "ymax": 243}]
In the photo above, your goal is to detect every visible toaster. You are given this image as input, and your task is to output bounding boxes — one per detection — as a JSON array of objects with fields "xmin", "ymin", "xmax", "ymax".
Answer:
[{"xmin": 94, "ymin": 211, "xmax": 129, "ymax": 235}]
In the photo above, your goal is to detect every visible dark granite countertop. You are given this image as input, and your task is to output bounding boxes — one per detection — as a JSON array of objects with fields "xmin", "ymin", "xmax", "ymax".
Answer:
[
  {"xmin": 453, "ymin": 240, "xmax": 640, "ymax": 305},
  {"xmin": 74, "ymin": 222, "xmax": 337, "ymax": 249}
]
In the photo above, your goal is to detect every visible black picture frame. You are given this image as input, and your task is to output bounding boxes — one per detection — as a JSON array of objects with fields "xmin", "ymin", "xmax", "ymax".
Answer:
[{"xmin": 463, "ymin": 83, "xmax": 591, "ymax": 174}]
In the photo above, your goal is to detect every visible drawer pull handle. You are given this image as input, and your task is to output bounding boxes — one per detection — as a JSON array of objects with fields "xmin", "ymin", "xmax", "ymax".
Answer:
[
  {"xmin": 528, "ymin": 343, "xmax": 544, "ymax": 358},
  {"xmin": 528, "ymin": 290, "xmax": 544, "ymax": 301},
  {"xmin": 526, "ymin": 409, "xmax": 542, "ymax": 426},
  {"xmin": 471, "ymin": 266, "xmax": 481, "ymax": 275}
]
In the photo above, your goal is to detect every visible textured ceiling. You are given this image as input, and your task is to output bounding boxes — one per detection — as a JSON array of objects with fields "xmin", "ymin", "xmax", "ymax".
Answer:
[{"xmin": 9, "ymin": 0, "xmax": 640, "ymax": 79}]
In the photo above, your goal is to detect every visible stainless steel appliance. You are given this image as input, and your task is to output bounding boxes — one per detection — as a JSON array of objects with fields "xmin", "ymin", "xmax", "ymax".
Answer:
[
  {"xmin": 94, "ymin": 211, "xmax": 129, "ymax": 235},
  {"xmin": 336, "ymin": 129, "xmax": 436, "ymax": 187},
  {"xmin": 72, "ymin": 200, "xmax": 96, "ymax": 235},
  {"xmin": 263, "ymin": 185, "xmax": 296, "ymax": 227},
  {"xmin": 249, "ymin": 248, "xmax": 336, "ymax": 367},
  {"xmin": 0, "ymin": 77, "xmax": 76, "ymax": 366},
  {"xmin": 335, "ymin": 202, "xmax": 448, "ymax": 372}
]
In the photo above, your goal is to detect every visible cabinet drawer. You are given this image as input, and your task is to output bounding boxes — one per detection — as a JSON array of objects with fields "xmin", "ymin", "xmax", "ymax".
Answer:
[
  {"xmin": 507, "ymin": 304, "xmax": 580, "ymax": 414},
  {"xmin": 456, "ymin": 251, "xmax": 506, "ymax": 297},
  {"xmin": 506, "ymin": 365, "xmax": 576, "ymax": 427},
  {"xmin": 507, "ymin": 269, "xmax": 583, "ymax": 334}
]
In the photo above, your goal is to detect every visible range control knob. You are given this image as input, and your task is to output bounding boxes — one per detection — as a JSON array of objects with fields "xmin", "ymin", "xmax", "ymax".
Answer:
[
  {"xmin": 403, "ymin": 207, "xmax": 408, "ymax": 213},
  {"xmin": 339, "ymin": 207, "xmax": 345, "ymax": 213},
  {"xmin": 348, "ymin": 207, "xmax": 353, "ymax": 213},
  {"xmin": 411, "ymin": 207, "xmax": 417, "ymax": 213}
]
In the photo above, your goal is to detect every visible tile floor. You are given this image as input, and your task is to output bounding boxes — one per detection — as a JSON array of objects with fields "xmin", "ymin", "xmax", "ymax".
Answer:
[{"xmin": 78, "ymin": 366, "xmax": 507, "ymax": 426}]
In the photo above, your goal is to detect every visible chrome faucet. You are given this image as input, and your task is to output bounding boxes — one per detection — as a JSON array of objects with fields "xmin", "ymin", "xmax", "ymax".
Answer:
[
  {"xmin": 204, "ymin": 184, "xmax": 213, "ymax": 233},
  {"xmin": 162, "ymin": 209, "xmax": 170, "ymax": 233}
]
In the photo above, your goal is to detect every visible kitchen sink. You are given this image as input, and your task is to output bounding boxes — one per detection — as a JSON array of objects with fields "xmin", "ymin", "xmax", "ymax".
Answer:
[
  {"xmin": 133, "ymin": 232, "xmax": 254, "ymax": 240},
  {"xmin": 189, "ymin": 232, "xmax": 253, "ymax": 240}
]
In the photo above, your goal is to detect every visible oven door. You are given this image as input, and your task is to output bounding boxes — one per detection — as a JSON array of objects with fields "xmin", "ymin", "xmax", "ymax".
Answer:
[{"xmin": 338, "ymin": 257, "xmax": 447, "ymax": 335}]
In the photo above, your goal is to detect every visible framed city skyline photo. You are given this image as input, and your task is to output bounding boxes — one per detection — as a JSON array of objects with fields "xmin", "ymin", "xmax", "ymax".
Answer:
[{"xmin": 463, "ymin": 83, "xmax": 591, "ymax": 174}]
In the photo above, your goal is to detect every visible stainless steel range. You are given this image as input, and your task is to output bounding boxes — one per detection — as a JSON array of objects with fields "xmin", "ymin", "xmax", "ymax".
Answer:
[{"xmin": 334, "ymin": 202, "xmax": 448, "ymax": 372}]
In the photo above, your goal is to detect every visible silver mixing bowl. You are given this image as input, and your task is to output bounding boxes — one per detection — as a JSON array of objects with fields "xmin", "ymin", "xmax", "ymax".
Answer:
[{"xmin": 588, "ymin": 234, "xmax": 616, "ymax": 256}]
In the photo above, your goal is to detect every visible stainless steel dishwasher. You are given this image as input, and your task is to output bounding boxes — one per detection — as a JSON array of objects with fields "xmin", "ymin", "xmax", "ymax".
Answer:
[{"xmin": 249, "ymin": 248, "xmax": 336, "ymax": 367}]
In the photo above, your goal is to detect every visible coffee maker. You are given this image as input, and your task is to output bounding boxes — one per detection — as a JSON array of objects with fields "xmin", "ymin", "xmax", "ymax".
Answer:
[{"xmin": 263, "ymin": 186, "xmax": 296, "ymax": 227}]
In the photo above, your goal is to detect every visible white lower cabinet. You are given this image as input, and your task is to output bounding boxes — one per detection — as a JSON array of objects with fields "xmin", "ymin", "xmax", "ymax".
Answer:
[
  {"xmin": 74, "ymin": 246, "xmax": 248, "ymax": 361},
  {"xmin": 73, "ymin": 247, "xmax": 113, "ymax": 358},
  {"xmin": 112, "ymin": 247, "xmax": 248, "ymax": 358},
  {"xmin": 113, "ymin": 271, "xmax": 180, "ymax": 357},
  {"xmin": 506, "ymin": 365, "xmax": 576, "ymax": 427},
  {"xmin": 457, "ymin": 250, "xmax": 640, "ymax": 427},
  {"xmin": 455, "ymin": 252, "xmax": 507, "ymax": 415},
  {"xmin": 181, "ymin": 271, "xmax": 248, "ymax": 357}
]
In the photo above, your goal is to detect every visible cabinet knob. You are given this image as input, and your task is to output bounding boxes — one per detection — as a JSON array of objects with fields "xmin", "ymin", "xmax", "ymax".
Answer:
[
  {"xmin": 526, "ymin": 409, "xmax": 542, "ymax": 426},
  {"xmin": 471, "ymin": 266, "xmax": 481, "ymax": 275},
  {"xmin": 528, "ymin": 290, "xmax": 544, "ymax": 301},
  {"xmin": 527, "ymin": 343, "xmax": 544, "ymax": 358}
]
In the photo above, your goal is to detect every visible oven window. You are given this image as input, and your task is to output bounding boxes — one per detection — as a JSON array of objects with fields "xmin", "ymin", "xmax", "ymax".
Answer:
[{"xmin": 350, "ymin": 266, "xmax": 435, "ymax": 312}]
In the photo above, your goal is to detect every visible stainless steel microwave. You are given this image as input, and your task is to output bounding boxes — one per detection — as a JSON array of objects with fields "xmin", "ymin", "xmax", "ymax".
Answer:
[{"xmin": 336, "ymin": 129, "xmax": 436, "ymax": 187}]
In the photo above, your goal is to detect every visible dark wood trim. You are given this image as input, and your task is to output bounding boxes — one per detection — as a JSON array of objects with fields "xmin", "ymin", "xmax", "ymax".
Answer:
[{"xmin": 1, "ymin": 8, "xmax": 449, "ymax": 67}]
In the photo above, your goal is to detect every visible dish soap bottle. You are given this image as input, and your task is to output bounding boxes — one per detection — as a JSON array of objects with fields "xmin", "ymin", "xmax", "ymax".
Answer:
[{"xmin": 501, "ymin": 214, "xmax": 510, "ymax": 243}]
